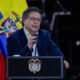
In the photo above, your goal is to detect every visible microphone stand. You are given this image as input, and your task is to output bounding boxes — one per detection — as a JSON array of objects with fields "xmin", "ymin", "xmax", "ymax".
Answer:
[
  {"xmin": 34, "ymin": 34, "xmax": 38, "ymax": 58},
  {"xmin": 57, "ymin": 0, "xmax": 66, "ymax": 12}
]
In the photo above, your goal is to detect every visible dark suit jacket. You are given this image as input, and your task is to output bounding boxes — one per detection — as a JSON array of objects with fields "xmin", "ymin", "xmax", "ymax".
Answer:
[{"xmin": 7, "ymin": 28, "xmax": 65, "ymax": 60}]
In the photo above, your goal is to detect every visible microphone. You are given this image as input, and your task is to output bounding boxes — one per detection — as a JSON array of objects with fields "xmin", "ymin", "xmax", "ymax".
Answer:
[
  {"xmin": 32, "ymin": 34, "xmax": 39, "ymax": 57},
  {"xmin": 32, "ymin": 34, "xmax": 38, "ymax": 40}
]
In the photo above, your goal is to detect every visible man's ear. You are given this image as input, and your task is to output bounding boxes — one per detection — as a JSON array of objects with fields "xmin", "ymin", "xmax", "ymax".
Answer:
[
  {"xmin": 23, "ymin": 19, "xmax": 25, "ymax": 25},
  {"xmin": 23, "ymin": 19, "xmax": 28, "ymax": 25}
]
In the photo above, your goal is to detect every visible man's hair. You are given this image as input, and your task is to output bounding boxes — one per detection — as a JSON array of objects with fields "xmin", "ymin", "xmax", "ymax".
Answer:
[{"xmin": 22, "ymin": 7, "xmax": 41, "ymax": 26}]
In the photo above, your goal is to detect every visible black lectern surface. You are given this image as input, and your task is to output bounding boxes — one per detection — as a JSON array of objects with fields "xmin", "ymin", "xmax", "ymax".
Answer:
[{"xmin": 6, "ymin": 56, "xmax": 64, "ymax": 79}]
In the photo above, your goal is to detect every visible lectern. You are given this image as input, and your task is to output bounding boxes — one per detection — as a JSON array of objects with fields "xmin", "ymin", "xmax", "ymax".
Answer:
[{"xmin": 6, "ymin": 56, "xmax": 64, "ymax": 79}]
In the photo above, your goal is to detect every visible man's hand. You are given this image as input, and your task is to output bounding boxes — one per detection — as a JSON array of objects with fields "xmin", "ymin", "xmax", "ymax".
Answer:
[
  {"xmin": 64, "ymin": 60, "xmax": 69, "ymax": 69},
  {"xmin": 27, "ymin": 36, "xmax": 37, "ymax": 49}
]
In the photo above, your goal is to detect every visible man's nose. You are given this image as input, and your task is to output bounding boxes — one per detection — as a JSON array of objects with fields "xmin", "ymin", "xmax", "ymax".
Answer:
[{"xmin": 34, "ymin": 19, "xmax": 38, "ymax": 23}]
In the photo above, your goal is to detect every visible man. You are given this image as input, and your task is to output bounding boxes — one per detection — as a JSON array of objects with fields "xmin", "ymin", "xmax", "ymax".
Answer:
[{"xmin": 7, "ymin": 7, "xmax": 69, "ymax": 79}]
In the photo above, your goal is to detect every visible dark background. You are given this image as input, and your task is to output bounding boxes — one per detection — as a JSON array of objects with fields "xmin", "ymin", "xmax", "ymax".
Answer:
[{"xmin": 27, "ymin": 0, "xmax": 80, "ymax": 80}]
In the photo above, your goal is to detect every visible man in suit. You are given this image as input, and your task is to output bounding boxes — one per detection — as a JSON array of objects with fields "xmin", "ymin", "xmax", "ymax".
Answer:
[{"xmin": 7, "ymin": 7, "xmax": 69, "ymax": 80}]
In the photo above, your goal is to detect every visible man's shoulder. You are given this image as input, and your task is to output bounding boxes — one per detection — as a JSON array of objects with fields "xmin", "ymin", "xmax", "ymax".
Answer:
[
  {"xmin": 8, "ymin": 28, "xmax": 24, "ymax": 39},
  {"xmin": 39, "ymin": 29, "xmax": 49, "ymax": 35},
  {"xmin": 39, "ymin": 29, "xmax": 50, "ymax": 37}
]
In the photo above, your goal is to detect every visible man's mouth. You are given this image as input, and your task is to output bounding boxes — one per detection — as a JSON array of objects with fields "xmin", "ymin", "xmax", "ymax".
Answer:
[{"xmin": 32, "ymin": 25, "xmax": 38, "ymax": 29}]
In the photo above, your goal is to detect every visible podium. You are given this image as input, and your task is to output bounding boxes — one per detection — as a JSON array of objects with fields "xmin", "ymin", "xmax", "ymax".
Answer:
[{"xmin": 6, "ymin": 56, "xmax": 64, "ymax": 79}]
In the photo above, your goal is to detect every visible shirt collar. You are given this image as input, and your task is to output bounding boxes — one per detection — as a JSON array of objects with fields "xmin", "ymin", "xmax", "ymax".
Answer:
[{"xmin": 23, "ymin": 28, "xmax": 38, "ymax": 40}]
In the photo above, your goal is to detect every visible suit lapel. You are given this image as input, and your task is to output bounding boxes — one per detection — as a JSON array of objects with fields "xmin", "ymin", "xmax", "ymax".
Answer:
[
  {"xmin": 19, "ymin": 28, "xmax": 28, "ymax": 49},
  {"xmin": 37, "ymin": 30, "xmax": 43, "ymax": 56},
  {"xmin": 37, "ymin": 30, "xmax": 48, "ymax": 56}
]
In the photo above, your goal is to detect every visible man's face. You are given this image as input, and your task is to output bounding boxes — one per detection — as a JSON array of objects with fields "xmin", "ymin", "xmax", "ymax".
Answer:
[{"xmin": 23, "ymin": 11, "xmax": 41, "ymax": 33}]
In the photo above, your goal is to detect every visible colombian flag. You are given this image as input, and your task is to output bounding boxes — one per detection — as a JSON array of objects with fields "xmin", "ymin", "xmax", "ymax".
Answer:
[{"xmin": 0, "ymin": 0, "xmax": 28, "ymax": 80}]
